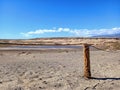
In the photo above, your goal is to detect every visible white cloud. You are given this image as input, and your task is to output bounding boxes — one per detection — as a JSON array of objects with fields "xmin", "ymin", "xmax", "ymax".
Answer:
[
  {"xmin": 21, "ymin": 27, "xmax": 120, "ymax": 37},
  {"xmin": 21, "ymin": 28, "xmax": 72, "ymax": 37}
]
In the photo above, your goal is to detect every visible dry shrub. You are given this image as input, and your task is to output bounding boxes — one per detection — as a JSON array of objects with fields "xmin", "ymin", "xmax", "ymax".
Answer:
[
  {"xmin": 109, "ymin": 42, "xmax": 120, "ymax": 50},
  {"xmin": 94, "ymin": 41, "xmax": 120, "ymax": 50},
  {"xmin": 104, "ymin": 42, "xmax": 120, "ymax": 50}
]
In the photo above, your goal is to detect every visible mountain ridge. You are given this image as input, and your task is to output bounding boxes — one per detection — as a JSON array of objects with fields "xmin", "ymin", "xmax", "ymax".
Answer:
[{"xmin": 92, "ymin": 33, "xmax": 120, "ymax": 38}]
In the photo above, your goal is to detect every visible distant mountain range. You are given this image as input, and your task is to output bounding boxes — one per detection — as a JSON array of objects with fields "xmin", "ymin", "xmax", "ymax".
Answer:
[{"xmin": 92, "ymin": 33, "xmax": 120, "ymax": 38}]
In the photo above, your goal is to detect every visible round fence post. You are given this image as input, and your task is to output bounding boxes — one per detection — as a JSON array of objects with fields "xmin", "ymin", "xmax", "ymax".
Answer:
[{"xmin": 83, "ymin": 44, "xmax": 91, "ymax": 79}]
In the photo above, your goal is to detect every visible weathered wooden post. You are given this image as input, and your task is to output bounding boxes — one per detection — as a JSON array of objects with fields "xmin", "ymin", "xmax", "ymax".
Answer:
[{"xmin": 83, "ymin": 44, "xmax": 91, "ymax": 79}]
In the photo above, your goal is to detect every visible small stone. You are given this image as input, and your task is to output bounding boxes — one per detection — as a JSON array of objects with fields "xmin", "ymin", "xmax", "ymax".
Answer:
[
  {"xmin": 39, "ymin": 78, "xmax": 42, "ymax": 80},
  {"xmin": 43, "ymin": 81, "xmax": 47, "ymax": 84},
  {"xmin": 0, "ymin": 81, "xmax": 2, "ymax": 84},
  {"xmin": 14, "ymin": 87, "xmax": 24, "ymax": 90},
  {"xmin": 54, "ymin": 83, "xmax": 62, "ymax": 88},
  {"xmin": 39, "ymin": 87, "xmax": 42, "ymax": 89}
]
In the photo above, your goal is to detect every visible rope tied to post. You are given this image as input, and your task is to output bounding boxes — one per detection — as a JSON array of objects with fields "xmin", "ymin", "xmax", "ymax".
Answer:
[{"xmin": 82, "ymin": 43, "xmax": 119, "ymax": 79}]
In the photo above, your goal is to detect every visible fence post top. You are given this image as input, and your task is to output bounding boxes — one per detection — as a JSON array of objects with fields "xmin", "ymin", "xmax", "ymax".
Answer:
[{"xmin": 83, "ymin": 43, "xmax": 93, "ymax": 46}]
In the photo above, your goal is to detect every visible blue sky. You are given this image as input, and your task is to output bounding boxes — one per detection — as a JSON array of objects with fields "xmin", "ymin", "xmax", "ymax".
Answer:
[{"xmin": 0, "ymin": 0, "xmax": 120, "ymax": 39}]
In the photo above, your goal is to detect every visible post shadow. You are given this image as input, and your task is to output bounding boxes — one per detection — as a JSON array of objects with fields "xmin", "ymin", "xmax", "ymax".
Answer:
[{"xmin": 91, "ymin": 77, "xmax": 120, "ymax": 80}]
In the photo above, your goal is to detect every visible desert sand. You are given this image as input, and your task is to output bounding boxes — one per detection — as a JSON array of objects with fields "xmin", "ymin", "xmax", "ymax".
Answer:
[{"xmin": 0, "ymin": 47, "xmax": 120, "ymax": 90}]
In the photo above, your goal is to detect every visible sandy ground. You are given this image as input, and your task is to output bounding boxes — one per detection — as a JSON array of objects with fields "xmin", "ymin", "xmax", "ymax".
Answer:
[{"xmin": 0, "ymin": 48, "xmax": 120, "ymax": 90}]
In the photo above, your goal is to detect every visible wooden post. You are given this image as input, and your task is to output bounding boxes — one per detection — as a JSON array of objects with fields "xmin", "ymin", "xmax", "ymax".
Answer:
[{"xmin": 83, "ymin": 44, "xmax": 91, "ymax": 79}]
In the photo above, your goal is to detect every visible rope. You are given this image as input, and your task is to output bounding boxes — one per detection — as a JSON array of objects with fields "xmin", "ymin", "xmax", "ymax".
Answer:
[{"xmin": 90, "ymin": 45, "xmax": 119, "ymax": 53}]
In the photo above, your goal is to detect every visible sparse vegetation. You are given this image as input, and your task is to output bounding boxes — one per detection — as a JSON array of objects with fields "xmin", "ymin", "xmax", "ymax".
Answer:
[
  {"xmin": 105, "ymin": 42, "xmax": 120, "ymax": 50},
  {"xmin": 95, "ymin": 41, "xmax": 120, "ymax": 50},
  {"xmin": 0, "ymin": 38, "xmax": 120, "ymax": 50}
]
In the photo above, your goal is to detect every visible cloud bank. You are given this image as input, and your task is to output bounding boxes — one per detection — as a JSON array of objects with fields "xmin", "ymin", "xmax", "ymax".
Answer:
[{"xmin": 21, "ymin": 27, "xmax": 120, "ymax": 37}]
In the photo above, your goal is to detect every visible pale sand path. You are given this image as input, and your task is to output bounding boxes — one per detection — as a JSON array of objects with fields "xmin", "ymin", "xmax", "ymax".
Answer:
[{"xmin": 0, "ymin": 48, "xmax": 120, "ymax": 90}]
